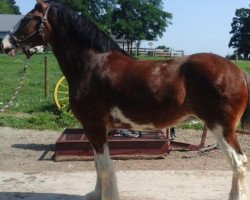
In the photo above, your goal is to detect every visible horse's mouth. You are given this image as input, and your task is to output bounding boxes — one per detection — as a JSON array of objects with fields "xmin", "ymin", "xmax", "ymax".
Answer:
[
  {"xmin": 1, "ymin": 33, "xmax": 35, "ymax": 58},
  {"xmin": 3, "ymin": 45, "xmax": 32, "ymax": 58},
  {"xmin": 6, "ymin": 47, "xmax": 22, "ymax": 57}
]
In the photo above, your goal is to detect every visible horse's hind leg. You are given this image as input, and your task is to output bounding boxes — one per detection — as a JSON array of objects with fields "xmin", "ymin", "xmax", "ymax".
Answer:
[
  {"xmin": 84, "ymin": 123, "xmax": 119, "ymax": 200},
  {"xmin": 211, "ymin": 125, "xmax": 248, "ymax": 200}
]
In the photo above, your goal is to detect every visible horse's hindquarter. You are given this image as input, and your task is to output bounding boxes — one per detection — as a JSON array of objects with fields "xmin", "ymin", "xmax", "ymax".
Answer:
[{"xmin": 182, "ymin": 53, "xmax": 248, "ymax": 128}]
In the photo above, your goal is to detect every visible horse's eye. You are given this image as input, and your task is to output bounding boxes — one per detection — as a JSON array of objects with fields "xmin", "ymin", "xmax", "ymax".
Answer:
[{"xmin": 24, "ymin": 16, "xmax": 31, "ymax": 21}]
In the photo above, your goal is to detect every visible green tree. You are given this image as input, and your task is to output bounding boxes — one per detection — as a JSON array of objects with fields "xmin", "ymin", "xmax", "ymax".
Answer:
[
  {"xmin": 7, "ymin": 0, "xmax": 20, "ymax": 14},
  {"xmin": 49, "ymin": 0, "xmax": 116, "ymax": 31},
  {"xmin": 111, "ymin": 0, "xmax": 172, "ymax": 52},
  {"xmin": 156, "ymin": 45, "xmax": 169, "ymax": 50},
  {"xmin": 48, "ymin": 0, "xmax": 86, "ymax": 13},
  {"xmin": 0, "ymin": 0, "xmax": 20, "ymax": 14},
  {"xmin": 48, "ymin": 0, "xmax": 172, "ymax": 54},
  {"xmin": 0, "ymin": 1, "xmax": 12, "ymax": 14},
  {"xmin": 229, "ymin": 8, "xmax": 250, "ymax": 59}
]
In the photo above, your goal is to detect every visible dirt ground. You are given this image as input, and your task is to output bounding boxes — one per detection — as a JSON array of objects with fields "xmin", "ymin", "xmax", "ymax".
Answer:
[
  {"xmin": 1, "ymin": 127, "xmax": 250, "ymax": 200},
  {"xmin": 0, "ymin": 127, "xmax": 250, "ymax": 172}
]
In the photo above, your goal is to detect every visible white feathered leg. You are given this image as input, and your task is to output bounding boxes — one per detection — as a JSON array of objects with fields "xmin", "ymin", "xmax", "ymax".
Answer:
[
  {"xmin": 94, "ymin": 143, "xmax": 119, "ymax": 200},
  {"xmin": 211, "ymin": 125, "xmax": 249, "ymax": 200},
  {"xmin": 84, "ymin": 159, "xmax": 102, "ymax": 200}
]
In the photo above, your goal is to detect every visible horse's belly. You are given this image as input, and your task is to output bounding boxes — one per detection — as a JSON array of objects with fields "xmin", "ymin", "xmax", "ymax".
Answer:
[
  {"xmin": 109, "ymin": 107, "xmax": 157, "ymax": 131},
  {"xmin": 109, "ymin": 107, "xmax": 197, "ymax": 131}
]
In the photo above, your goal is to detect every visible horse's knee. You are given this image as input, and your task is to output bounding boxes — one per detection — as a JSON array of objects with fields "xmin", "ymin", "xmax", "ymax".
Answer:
[
  {"xmin": 94, "ymin": 143, "xmax": 112, "ymax": 173},
  {"xmin": 83, "ymin": 124, "xmax": 108, "ymax": 154}
]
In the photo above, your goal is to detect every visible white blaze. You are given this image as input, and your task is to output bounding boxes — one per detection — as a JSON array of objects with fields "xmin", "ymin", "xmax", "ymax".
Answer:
[
  {"xmin": 2, "ymin": 34, "xmax": 15, "ymax": 50},
  {"xmin": 2, "ymin": 19, "xmax": 21, "ymax": 50}
]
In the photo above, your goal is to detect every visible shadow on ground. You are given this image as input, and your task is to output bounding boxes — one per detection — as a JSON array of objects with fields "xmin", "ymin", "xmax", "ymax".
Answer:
[
  {"xmin": 12, "ymin": 143, "xmax": 55, "ymax": 151},
  {"xmin": 12, "ymin": 143, "xmax": 55, "ymax": 161},
  {"xmin": 0, "ymin": 192, "xmax": 84, "ymax": 200}
]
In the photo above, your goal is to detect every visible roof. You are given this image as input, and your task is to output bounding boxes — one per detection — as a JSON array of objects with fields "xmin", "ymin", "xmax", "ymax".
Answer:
[{"xmin": 0, "ymin": 14, "xmax": 24, "ymax": 32}]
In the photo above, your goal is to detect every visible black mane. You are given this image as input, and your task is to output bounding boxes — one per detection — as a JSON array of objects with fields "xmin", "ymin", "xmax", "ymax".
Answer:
[{"xmin": 48, "ymin": 2, "xmax": 129, "ymax": 55}]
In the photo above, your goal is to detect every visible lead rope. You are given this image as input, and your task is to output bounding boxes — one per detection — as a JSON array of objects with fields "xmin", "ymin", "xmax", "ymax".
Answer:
[{"xmin": 0, "ymin": 57, "xmax": 29, "ymax": 112}]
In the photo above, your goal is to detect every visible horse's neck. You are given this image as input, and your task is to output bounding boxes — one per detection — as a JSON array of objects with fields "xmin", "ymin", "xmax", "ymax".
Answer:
[
  {"xmin": 50, "ymin": 37, "xmax": 101, "ymax": 84},
  {"xmin": 49, "ymin": 41, "xmax": 74, "ymax": 81}
]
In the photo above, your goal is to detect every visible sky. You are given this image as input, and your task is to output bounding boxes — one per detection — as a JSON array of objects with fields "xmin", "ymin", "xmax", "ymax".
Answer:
[{"xmin": 15, "ymin": 0, "xmax": 250, "ymax": 56}]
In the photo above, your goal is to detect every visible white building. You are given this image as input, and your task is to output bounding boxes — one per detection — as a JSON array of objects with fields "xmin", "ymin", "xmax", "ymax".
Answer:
[{"xmin": 0, "ymin": 14, "xmax": 23, "ymax": 39}]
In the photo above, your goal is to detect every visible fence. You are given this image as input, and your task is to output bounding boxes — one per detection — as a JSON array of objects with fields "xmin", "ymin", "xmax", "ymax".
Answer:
[{"xmin": 126, "ymin": 48, "xmax": 184, "ymax": 58}]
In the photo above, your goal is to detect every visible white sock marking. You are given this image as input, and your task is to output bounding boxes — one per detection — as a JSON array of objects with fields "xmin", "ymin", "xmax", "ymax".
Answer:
[
  {"xmin": 211, "ymin": 125, "xmax": 249, "ymax": 200},
  {"xmin": 94, "ymin": 144, "xmax": 119, "ymax": 200}
]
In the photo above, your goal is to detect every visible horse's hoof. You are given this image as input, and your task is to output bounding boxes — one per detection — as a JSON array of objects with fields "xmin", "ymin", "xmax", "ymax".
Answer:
[
  {"xmin": 83, "ymin": 191, "xmax": 101, "ymax": 200},
  {"xmin": 229, "ymin": 192, "xmax": 249, "ymax": 200}
]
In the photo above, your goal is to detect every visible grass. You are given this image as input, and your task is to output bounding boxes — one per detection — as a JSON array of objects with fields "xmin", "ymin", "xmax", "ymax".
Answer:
[
  {"xmin": 0, "ymin": 54, "xmax": 249, "ymax": 130},
  {"xmin": 233, "ymin": 60, "xmax": 250, "ymax": 74},
  {"xmin": 0, "ymin": 53, "xmax": 81, "ymax": 130},
  {"xmin": 0, "ymin": 54, "xmax": 60, "ymax": 112}
]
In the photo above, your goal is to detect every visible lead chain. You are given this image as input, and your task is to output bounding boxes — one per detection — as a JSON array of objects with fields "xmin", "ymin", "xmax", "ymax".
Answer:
[{"xmin": 0, "ymin": 58, "xmax": 29, "ymax": 112}]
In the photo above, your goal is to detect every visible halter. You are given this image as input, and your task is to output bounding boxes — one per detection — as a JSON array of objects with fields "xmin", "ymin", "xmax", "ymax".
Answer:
[{"xmin": 8, "ymin": 6, "xmax": 50, "ymax": 56}]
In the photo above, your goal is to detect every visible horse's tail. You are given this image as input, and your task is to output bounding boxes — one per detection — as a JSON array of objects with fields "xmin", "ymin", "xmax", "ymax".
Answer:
[{"xmin": 241, "ymin": 72, "xmax": 250, "ymax": 131}]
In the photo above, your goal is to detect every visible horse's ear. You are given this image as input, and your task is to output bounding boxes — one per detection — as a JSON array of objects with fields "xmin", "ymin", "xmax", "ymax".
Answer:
[{"xmin": 36, "ymin": 0, "xmax": 48, "ymax": 9}]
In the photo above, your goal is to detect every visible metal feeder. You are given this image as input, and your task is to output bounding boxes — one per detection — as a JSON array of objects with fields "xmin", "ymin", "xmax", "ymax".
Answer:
[
  {"xmin": 169, "ymin": 126, "xmax": 208, "ymax": 151},
  {"xmin": 55, "ymin": 128, "xmax": 170, "ymax": 161}
]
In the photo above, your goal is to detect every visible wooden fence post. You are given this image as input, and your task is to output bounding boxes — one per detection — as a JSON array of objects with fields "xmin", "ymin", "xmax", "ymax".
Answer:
[
  {"xmin": 44, "ymin": 56, "xmax": 49, "ymax": 98},
  {"xmin": 235, "ymin": 52, "xmax": 239, "ymax": 63}
]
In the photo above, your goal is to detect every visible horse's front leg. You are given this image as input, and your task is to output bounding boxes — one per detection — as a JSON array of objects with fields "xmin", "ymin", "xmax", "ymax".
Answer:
[{"xmin": 83, "ymin": 123, "xmax": 119, "ymax": 200}]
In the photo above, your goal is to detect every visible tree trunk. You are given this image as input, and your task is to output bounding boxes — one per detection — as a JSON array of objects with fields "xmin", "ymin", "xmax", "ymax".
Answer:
[
  {"xmin": 127, "ymin": 41, "xmax": 130, "ymax": 54},
  {"xmin": 137, "ymin": 40, "xmax": 141, "ymax": 57},
  {"xmin": 130, "ymin": 40, "xmax": 133, "ymax": 55},
  {"xmin": 244, "ymin": 53, "xmax": 248, "ymax": 60}
]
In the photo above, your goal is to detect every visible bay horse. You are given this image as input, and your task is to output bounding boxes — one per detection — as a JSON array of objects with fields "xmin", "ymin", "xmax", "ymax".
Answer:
[{"xmin": 1, "ymin": 0, "xmax": 250, "ymax": 199}]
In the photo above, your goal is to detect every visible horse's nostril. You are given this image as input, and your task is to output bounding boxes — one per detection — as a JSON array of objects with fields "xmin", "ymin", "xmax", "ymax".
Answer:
[
  {"xmin": 0, "ymin": 42, "xmax": 3, "ymax": 53},
  {"xmin": 0, "ymin": 42, "xmax": 6, "ymax": 54}
]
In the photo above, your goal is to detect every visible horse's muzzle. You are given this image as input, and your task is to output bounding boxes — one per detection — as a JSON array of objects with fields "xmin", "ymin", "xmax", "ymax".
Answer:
[{"xmin": 1, "ymin": 45, "xmax": 12, "ymax": 54}]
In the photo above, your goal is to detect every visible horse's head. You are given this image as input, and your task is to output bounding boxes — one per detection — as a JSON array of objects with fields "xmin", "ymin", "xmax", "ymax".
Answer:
[{"xmin": 1, "ymin": 0, "xmax": 52, "ymax": 57}]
